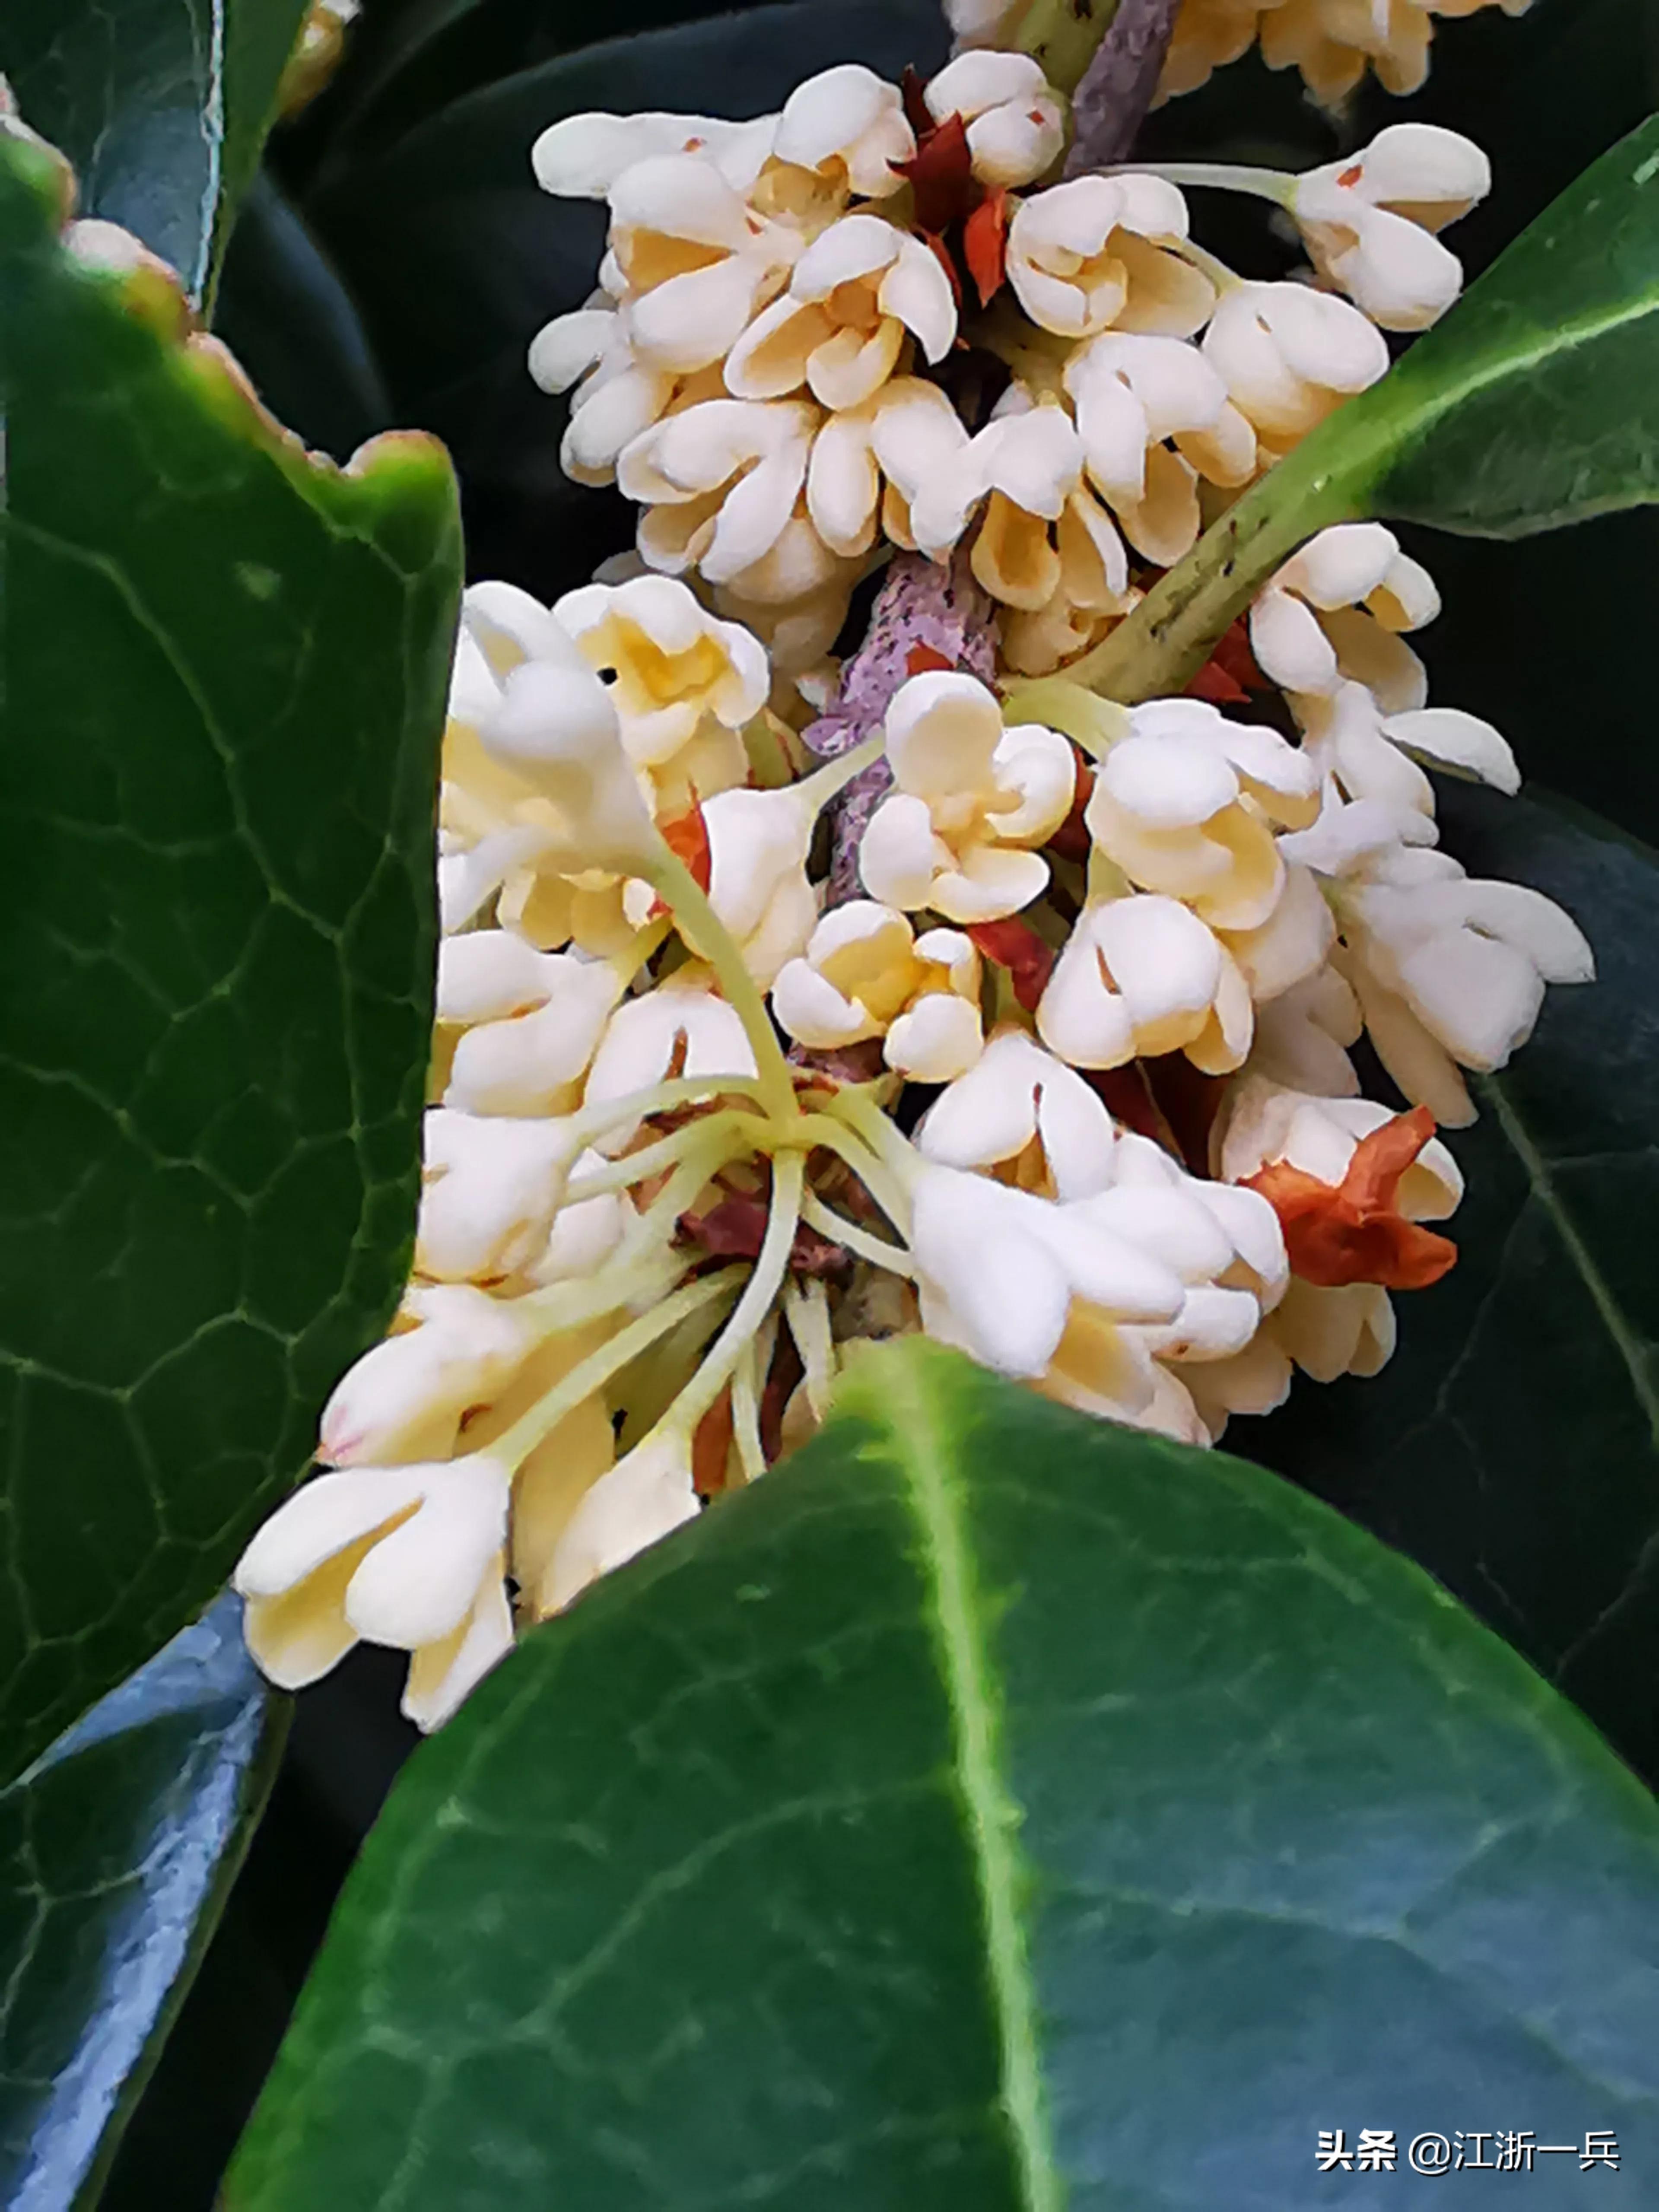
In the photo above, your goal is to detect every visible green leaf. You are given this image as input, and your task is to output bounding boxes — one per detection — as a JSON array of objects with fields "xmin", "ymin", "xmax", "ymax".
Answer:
[
  {"xmin": 0, "ymin": 128, "xmax": 461, "ymax": 1788},
  {"xmin": 224, "ymin": 1341, "xmax": 1659, "ymax": 2209},
  {"xmin": 0, "ymin": 1594, "xmax": 286, "ymax": 2211},
  {"xmin": 1252, "ymin": 779, "xmax": 1659, "ymax": 1788},
  {"xmin": 0, "ymin": 0, "xmax": 311, "ymax": 302},
  {"xmin": 301, "ymin": 0, "xmax": 776, "ymax": 169},
  {"xmin": 1073, "ymin": 112, "xmax": 1659, "ymax": 703}
]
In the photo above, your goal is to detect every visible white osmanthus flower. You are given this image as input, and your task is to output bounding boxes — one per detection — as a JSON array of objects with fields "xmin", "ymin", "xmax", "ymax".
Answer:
[
  {"xmin": 725, "ymin": 213, "xmax": 957, "ymax": 411},
  {"xmin": 1199, "ymin": 1073, "xmax": 1465, "ymax": 1420},
  {"xmin": 581, "ymin": 976, "xmax": 759, "ymax": 1151},
  {"xmin": 1325, "ymin": 834, "xmax": 1595, "ymax": 1124},
  {"xmin": 529, "ymin": 302, "xmax": 727, "ymax": 489},
  {"xmin": 1037, "ymin": 1131, "xmax": 1288, "ymax": 1443},
  {"xmin": 233, "ymin": 1451, "xmax": 515, "ymax": 1728},
  {"xmin": 806, "ymin": 376, "xmax": 971, "ymax": 558},
  {"xmin": 553, "ymin": 573, "xmax": 768, "ymax": 807},
  {"xmin": 1219, "ymin": 859, "xmax": 1335, "ymax": 1006},
  {"xmin": 618, "ymin": 395, "xmax": 828, "ymax": 593},
  {"xmin": 437, "ymin": 931, "xmax": 623, "ymax": 1117},
  {"xmin": 697, "ymin": 779, "xmax": 823, "ymax": 985},
  {"xmin": 1036, "ymin": 892, "xmax": 1254, "ymax": 1074},
  {"xmin": 910, "ymin": 391, "xmax": 1128, "ymax": 614},
  {"xmin": 1064, "ymin": 331, "xmax": 1257, "ymax": 569},
  {"xmin": 537, "ymin": 1429, "xmax": 702, "ymax": 1614},
  {"xmin": 1250, "ymin": 524, "xmax": 1440, "ymax": 712},
  {"xmin": 604, "ymin": 153, "xmax": 800, "ymax": 372},
  {"xmin": 1005, "ymin": 175, "xmax": 1214, "ymax": 340},
  {"xmin": 1084, "ymin": 696, "xmax": 1320, "ymax": 931},
  {"xmin": 1293, "ymin": 682, "xmax": 1518, "ymax": 829},
  {"xmin": 1220, "ymin": 1073, "xmax": 1464, "ymax": 1214},
  {"xmin": 859, "ymin": 670, "xmax": 1076, "ymax": 922},
  {"xmin": 771, "ymin": 63, "xmax": 915, "ymax": 203},
  {"xmin": 416, "ymin": 1107, "xmax": 584, "ymax": 1281},
  {"xmin": 1292, "ymin": 124, "xmax": 1491, "ymax": 330},
  {"xmin": 1202, "ymin": 282, "xmax": 1390, "ymax": 450},
  {"xmin": 772, "ymin": 902, "xmax": 984, "ymax": 1080},
  {"xmin": 532, "ymin": 109, "xmax": 778, "ymax": 200},
  {"xmin": 916, "ymin": 1030, "xmax": 1120, "ymax": 1200},
  {"xmin": 317, "ymin": 1284, "xmax": 547, "ymax": 1468},
  {"xmin": 1246, "ymin": 963, "xmax": 1366, "ymax": 1097},
  {"xmin": 910, "ymin": 1159, "xmax": 1188, "ymax": 1379},
  {"xmin": 922, "ymin": 51, "xmax": 1067, "ymax": 188}
]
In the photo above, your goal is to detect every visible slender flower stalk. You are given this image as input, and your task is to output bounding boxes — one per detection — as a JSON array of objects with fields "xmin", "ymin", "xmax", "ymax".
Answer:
[{"xmin": 490, "ymin": 1268, "xmax": 746, "ymax": 1474}]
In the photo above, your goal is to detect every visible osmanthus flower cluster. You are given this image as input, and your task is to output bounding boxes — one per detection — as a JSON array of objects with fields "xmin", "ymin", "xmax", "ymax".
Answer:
[
  {"xmin": 233, "ymin": 4, "xmax": 1589, "ymax": 1729},
  {"xmin": 525, "ymin": 35, "xmax": 1496, "ymax": 683}
]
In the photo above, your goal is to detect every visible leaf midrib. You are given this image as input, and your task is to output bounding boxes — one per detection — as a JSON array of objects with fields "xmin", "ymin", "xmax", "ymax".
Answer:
[
  {"xmin": 1355, "ymin": 278, "xmax": 1659, "ymax": 505},
  {"xmin": 880, "ymin": 1363, "xmax": 1064, "ymax": 2212}
]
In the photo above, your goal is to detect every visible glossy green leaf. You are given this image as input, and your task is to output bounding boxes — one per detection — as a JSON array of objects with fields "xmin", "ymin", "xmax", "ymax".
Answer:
[
  {"xmin": 1075, "ymin": 112, "xmax": 1659, "ymax": 703},
  {"xmin": 0, "ymin": 1594, "xmax": 286, "ymax": 2212},
  {"xmin": 225, "ymin": 1340, "xmax": 1659, "ymax": 2209},
  {"xmin": 0, "ymin": 0, "xmax": 311, "ymax": 301},
  {"xmin": 0, "ymin": 128, "xmax": 461, "ymax": 1788},
  {"xmin": 1252, "ymin": 780, "xmax": 1659, "ymax": 1788}
]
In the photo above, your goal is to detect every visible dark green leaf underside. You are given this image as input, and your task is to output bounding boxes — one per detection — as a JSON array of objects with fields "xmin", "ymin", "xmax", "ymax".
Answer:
[
  {"xmin": 226, "ymin": 1342, "xmax": 1659, "ymax": 2211},
  {"xmin": 0, "ymin": 131, "xmax": 461, "ymax": 1787},
  {"xmin": 0, "ymin": 0, "xmax": 311, "ymax": 300},
  {"xmin": 1256, "ymin": 782, "xmax": 1659, "ymax": 1785},
  {"xmin": 0, "ymin": 1594, "xmax": 285, "ymax": 2210}
]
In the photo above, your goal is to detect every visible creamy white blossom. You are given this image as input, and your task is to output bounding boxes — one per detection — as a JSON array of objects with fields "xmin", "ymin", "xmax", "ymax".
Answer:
[
  {"xmin": 1085, "ymin": 696, "xmax": 1319, "ymax": 931},
  {"xmin": 1203, "ymin": 282, "xmax": 1389, "ymax": 448},
  {"xmin": 922, "ymin": 51, "xmax": 1066, "ymax": 188},
  {"xmin": 1037, "ymin": 892, "xmax": 1254, "ymax": 1073},
  {"xmin": 416, "ymin": 1108, "xmax": 582, "ymax": 1282},
  {"xmin": 1332, "ymin": 837, "xmax": 1594, "ymax": 1121},
  {"xmin": 917, "ymin": 1029, "xmax": 1119, "ymax": 1200},
  {"xmin": 582, "ymin": 978, "xmax": 759, "ymax": 1151},
  {"xmin": 910, "ymin": 393, "xmax": 1129, "ymax": 614},
  {"xmin": 234, "ymin": 1452, "xmax": 515, "ymax": 1725},
  {"xmin": 860, "ymin": 670, "xmax": 1076, "ymax": 922},
  {"xmin": 1065, "ymin": 332, "xmax": 1257, "ymax": 568},
  {"xmin": 1250, "ymin": 524, "xmax": 1440, "ymax": 710},
  {"xmin": 912, "ymin": 1161, "xmax": 1187, "ymax": 1379},
  {"xmin": 1006, "ymin": 174, "xmax": 1214, "ymax": 340},
  {"xmin": 805, "ymin": 375, "xmax": 970, "ymax": 558},
  {"xmin": 234, "ymin": 16, "xmax": 1578, "ymax": 1729},
  {"xmin": 725, "ymin": 213, "xmax": 956, "ymax": 410},
  {"xmin": 539, "ymin": 1429, "xmax": 702, "ymax": 1612},
  {"xmin": 772, "ymin": 64, "xmax": 914, "ymax": 201},
  {"xmin": 772, "ymin": 902, "xmax": 984, "ymax": 1080}
]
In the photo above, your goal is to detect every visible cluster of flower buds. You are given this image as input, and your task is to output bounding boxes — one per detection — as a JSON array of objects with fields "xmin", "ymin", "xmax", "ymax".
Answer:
[
  {"xmin": 953, "ymin": 0, "xmax": 1535, "ymax": 107},
  {"xmin": 233, "ymin": 6, "xmax": 1586, "ymax": 1729},
  {"xmin": 528, "ymin": 45, "xmax": 1492, "ymax": 679}
]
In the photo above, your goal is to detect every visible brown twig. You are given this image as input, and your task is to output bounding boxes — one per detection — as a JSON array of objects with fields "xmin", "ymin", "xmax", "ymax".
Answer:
[
  {"xmin": 801, "ymin": 549, "xmax": 998, "ymax": 905},
  {"xmin": 1063, "ymin": 0, "xmax": 1183, "ymax": 173}
]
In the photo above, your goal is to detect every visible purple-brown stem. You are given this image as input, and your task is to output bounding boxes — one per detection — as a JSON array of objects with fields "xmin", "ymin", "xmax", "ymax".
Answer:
[
  {"xmin": 1063, "ymin": 0, "xmax": 1183, "ymax": 174},
  {"xmin": 802, "ymin": 549, "xmax": 999, "ymax": 905}
]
